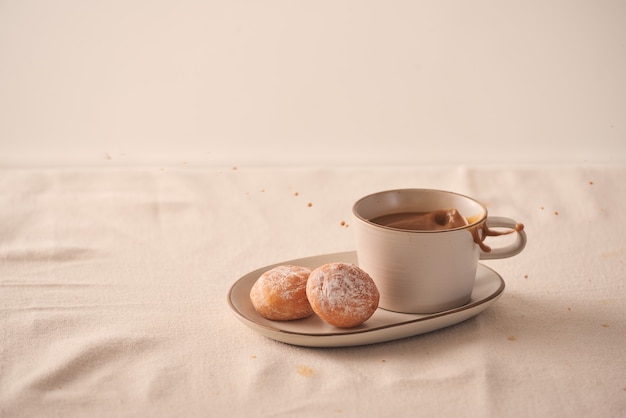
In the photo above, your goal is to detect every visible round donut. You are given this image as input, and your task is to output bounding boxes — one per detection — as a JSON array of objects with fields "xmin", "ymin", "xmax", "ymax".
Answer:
[
  {"xmin": 250, "ymin": 265, "xmax": 314, "ymax": 321},
  {"xmin": 306, "ymin": 262, "xmax": 379, "ymax": 328}
]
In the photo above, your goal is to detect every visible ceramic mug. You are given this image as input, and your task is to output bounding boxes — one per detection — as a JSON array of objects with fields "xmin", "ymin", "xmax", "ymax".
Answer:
[{"xmin": 352, "ymin": 189, "xmax": 526, "ymax": 314}]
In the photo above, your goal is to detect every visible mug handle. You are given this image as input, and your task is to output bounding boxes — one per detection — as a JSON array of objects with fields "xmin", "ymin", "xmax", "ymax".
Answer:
[{"xmin": 478, "ymin": 216, "xmax": 527, "ymax": 260}]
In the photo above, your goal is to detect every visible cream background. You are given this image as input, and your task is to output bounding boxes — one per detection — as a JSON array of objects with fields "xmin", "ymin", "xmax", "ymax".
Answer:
[
  {"xmin": 1, "ymin": 0, "xmax": 625, "ymax": 167},
  {"xmin": 1, "ymin": 3, "xmax": 626, "ymax": 416}
]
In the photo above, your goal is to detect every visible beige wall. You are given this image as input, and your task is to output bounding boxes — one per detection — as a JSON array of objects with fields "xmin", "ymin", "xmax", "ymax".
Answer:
[{"xmin": 1, "ymin": 1, "xmax": 624, "ymax": 167}]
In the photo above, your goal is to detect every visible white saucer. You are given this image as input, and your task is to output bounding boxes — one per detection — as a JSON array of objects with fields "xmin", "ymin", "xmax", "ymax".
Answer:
[{"xmin": 227, "ymin": 251, "xmax": 505, "ymax": 347}]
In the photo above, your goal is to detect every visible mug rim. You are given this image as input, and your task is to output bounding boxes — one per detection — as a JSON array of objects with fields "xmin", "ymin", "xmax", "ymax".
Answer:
[{"xmin": 352, "ymin": 188, "xmax": 488, "ymax": 233}]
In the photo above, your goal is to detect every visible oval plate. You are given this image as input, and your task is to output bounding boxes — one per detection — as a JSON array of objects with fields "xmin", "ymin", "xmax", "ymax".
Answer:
[{"xmin": 227, "ymin": 251, "xmax": 505, "ymax": 347}]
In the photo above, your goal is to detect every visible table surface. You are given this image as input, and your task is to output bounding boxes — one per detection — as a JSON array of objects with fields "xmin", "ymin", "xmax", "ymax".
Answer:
[{"xmin": 1, "ymin": 164, "xmax": 624, "ymax": 417}]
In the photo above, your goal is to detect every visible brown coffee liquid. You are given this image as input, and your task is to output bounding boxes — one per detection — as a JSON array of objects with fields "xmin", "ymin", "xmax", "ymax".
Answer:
[
  {"xmin": 370, "ymin": 208, "xmax": 524, "ymax": 252},
  {"xmin": 370, "ymin": 209, "xmax": 469, "ymax": 231},
  {"xmin": 470, "ymin": 222, "xmax": 525, "ymax": 252}
]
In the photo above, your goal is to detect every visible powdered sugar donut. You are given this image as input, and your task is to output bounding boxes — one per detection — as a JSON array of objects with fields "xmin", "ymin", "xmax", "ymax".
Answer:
[
  {"xmin": 250, "ymin": 265, "xmax": 314, "ymax": 321},
  {"xmin": 306, "ymin": 262, "xmax": 379, "ymax": 328}
]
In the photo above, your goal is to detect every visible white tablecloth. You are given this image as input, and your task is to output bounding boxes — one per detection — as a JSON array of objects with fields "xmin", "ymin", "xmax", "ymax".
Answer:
[{"xmin": 1, "ymin": 164, "xmax": 624, "ymax": 417}]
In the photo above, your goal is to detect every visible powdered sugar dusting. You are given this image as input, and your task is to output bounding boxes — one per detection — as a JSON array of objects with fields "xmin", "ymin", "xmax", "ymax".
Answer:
[
  {"xmin": 250, "ymin": 265, "xmax": 313, "ymax": 321},
  {"xmin": 306, "ymin": 262, "xmax": 379, "ymax": 328}
]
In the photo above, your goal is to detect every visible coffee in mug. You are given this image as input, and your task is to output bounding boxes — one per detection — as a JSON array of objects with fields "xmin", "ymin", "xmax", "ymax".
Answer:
[{"xmin": 352, "ymin": 189, "xmax": 526, "ymax": 314}]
